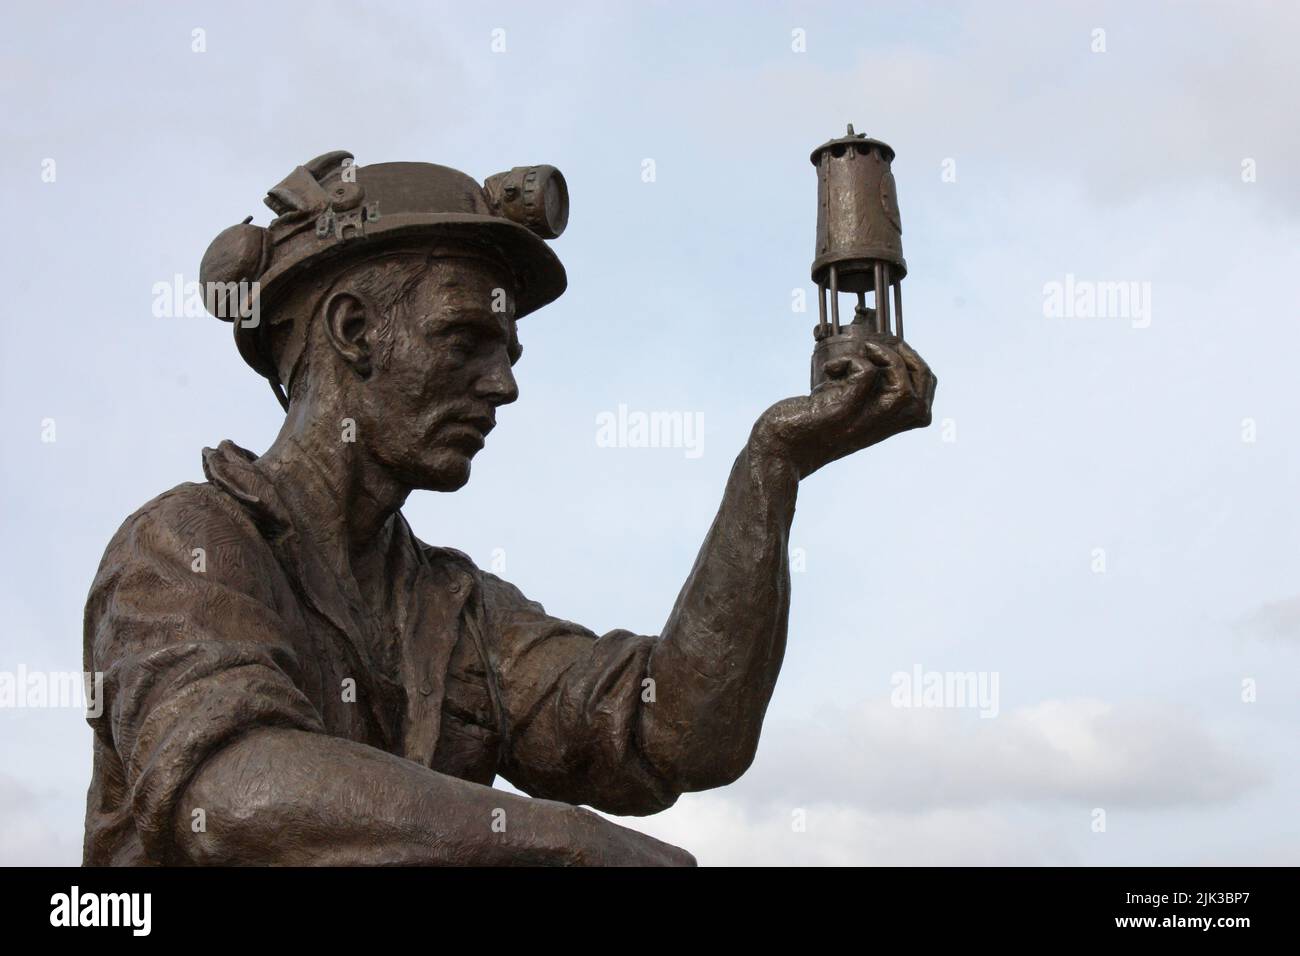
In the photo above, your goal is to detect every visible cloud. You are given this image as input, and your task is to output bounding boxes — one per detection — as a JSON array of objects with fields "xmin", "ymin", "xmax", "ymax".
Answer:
[
  {"xmin": 724, "ymin": 697, "xmax": 1265, "ymax": 813},
  {"xmin": 0, "ymin": 773, "xmax": 81, "ymax": 866},
  {"xmin": 670, "ymin": 3, "xmax": 1300, "ymax": 216},
  {"xmin": 613, "ymin": 794, "xmax": 1079, "ymax": 866},
  {"xmin": 1237, "ymin": 596, "xmax": 1300, "ymax": 643},
  {"xmin": 605, "ymin": 696, "xmax": 1268, "ymax": 864}
]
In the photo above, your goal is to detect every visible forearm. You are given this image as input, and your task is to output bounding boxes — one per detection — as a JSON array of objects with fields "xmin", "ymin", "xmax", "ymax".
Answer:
[
  {"xmin": 172, "ymin": 727, "xmax": 681, "ymax": 865},
  {"xmin": 569, "ymin": 339, "xmax": 933, "ymax": 801},
  {"xmin": 641, "ymin": 433, "xmax": 798, "ymax": 790}
]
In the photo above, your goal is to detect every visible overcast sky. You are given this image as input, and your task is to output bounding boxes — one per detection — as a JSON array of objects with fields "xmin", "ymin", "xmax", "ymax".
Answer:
[{"xmin": 2, "ymin": 0, "xmax": 1297, "ymax": 865}]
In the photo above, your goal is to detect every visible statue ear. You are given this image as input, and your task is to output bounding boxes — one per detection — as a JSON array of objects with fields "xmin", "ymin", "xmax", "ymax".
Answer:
[{"xmin": 322, "ymin": 291, "xmax": 372, "ymax": 376}]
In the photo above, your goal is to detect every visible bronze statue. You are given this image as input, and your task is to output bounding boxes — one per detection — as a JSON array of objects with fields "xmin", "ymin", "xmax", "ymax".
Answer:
[{"xmin": 83, "ymin": 144, "xmax": 936, "ymax": 866}]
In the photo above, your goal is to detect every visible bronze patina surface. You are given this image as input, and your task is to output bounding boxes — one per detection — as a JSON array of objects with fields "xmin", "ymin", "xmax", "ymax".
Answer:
[{"xmin": 83, "ymin": 144, "xmax": 935, "ymax": 866}]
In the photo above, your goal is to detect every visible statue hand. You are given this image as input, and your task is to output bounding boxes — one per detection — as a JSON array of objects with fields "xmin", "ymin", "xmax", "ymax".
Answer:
[{"xmin": 751, "ymin": 335, "xmax": 936, "ymax": 479}]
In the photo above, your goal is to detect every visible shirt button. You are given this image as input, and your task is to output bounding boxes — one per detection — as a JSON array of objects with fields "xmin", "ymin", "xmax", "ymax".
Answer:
[
  {"xmin": 449, "ymin": 581, "xmax": 461, "ymax": 593},
  {"xmin": 419, "ymin": 681, "xmax": 433, "ymax": 696}
]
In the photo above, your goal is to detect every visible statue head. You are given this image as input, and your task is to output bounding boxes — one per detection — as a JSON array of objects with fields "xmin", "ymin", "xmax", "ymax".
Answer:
[{"xmin": 199, "ymin": 153, "xmax": 569, "ymax": 491}]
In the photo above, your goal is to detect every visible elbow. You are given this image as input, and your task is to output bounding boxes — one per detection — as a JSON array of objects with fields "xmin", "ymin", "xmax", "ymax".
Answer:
[
  {"xmin": 643, "ymin": 715, "xmax": 763, "ymax": 794},
  {"xmin": 683, "ymin": 736, "xmax": 760, "ymax": 792},
  {"xmin": 166, "ymin": 731, "xmax": 291, "ymax": 865},
  {"xmin": 170, "ymin": 763, "xmax": 262, "ymax": 865}
]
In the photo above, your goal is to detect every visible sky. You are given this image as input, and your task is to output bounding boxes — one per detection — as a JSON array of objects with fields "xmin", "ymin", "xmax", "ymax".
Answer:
[{"xmin": 1, "ymin": 0, "xmax": 1297, "ymax": 866}]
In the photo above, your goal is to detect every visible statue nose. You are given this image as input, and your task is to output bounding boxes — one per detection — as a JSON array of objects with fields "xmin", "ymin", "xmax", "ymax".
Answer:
[{"xmin": 475, "ymin": 362, "xmax": 519, "ymax": 406}]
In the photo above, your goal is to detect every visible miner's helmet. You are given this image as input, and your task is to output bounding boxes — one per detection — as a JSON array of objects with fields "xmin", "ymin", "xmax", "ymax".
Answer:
[{"xmin": 199, "ymin": 150, "xmax": 569, "ymax": 408}]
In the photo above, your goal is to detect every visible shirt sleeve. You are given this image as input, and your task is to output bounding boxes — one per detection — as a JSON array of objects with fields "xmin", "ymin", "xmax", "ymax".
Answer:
[
  {"xmin": 84, "ymin": 486, "xmax": 325, "ymax": 863},
  {"xmin": 477, "ymin": 572, "xmax": 680, "ymax": 816}
]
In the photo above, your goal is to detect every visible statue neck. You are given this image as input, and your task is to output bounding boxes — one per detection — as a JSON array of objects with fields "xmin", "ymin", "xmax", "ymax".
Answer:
[{"xmin": 257, "ymin": 386, "xmax": 411, "ymax": 563}]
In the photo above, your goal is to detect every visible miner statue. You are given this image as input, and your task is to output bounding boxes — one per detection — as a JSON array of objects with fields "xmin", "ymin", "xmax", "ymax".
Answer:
[{"xmin": 83, "ymin": 148, "xmax": 936, "ymax": 865}]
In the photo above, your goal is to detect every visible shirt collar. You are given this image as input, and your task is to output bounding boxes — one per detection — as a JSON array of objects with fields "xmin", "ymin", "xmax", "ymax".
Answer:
[{"xmin": 200, "ymin": 438, "xmax": 479, "ymax": 762}]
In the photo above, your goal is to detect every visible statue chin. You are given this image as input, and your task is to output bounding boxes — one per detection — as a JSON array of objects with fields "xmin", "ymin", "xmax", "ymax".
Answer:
[{"xmin": 409, "ymin": 449, "xmax": 474, "ymax": 493}]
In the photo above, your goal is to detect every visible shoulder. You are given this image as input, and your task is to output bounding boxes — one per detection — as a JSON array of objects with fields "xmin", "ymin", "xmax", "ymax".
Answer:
[
  {"xmin": 89, "ymin": 479, "xmax": 279, "ymax": 606},
  {"xmin": 101, "ymin": 479, "xmax": 263, "ymax": 558}
]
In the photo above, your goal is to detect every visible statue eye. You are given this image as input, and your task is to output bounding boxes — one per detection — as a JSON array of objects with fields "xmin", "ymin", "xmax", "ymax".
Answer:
[{"xmin": 445, "ymin": 328, "xmax": 477, "ymax": 355}]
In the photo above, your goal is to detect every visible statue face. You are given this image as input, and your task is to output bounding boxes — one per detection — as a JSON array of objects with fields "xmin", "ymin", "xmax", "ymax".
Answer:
[{"xmin": 352, "ymin": 255, "xmax": 521, "ymax": 492}]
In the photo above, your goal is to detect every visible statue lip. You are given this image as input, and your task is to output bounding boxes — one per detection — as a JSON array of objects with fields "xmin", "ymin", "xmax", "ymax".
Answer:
[
  {"xmin": 458, "ymin": 414, "xmax": 496, "ymax": 435},
  {"xmin": 442, "ymin": 415, "xmax": 495, "ymax": 450}
]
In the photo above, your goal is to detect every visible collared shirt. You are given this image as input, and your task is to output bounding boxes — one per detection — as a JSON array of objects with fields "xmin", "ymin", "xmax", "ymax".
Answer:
[{"xmin": 83, "ymin": 440, "xmax": 678, "ymax": 865}]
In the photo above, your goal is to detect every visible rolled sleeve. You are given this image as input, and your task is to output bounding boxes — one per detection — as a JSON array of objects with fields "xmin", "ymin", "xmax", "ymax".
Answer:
[
  {"xmin": 479, "ymin": 573, "xmax": 679, "ymax": 816},
  {"xmin": 86, "ymin": 488, "xmax": 324, "ymax": 862}
]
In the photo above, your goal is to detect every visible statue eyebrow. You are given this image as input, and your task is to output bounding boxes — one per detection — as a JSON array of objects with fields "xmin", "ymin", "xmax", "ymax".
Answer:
[{"xmin": 437, "ymin": 311, "xmax": 509, "ymax": 341}]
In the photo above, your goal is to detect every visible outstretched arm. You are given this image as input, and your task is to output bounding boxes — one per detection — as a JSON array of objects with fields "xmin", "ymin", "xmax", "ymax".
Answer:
[
  {"xmin": 641, "ymin": 336, "xmax": 937, "ymax": 790},
  {"xmin": 492, "ymin": 337, "xmax": 936, "ymax": 808}
]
